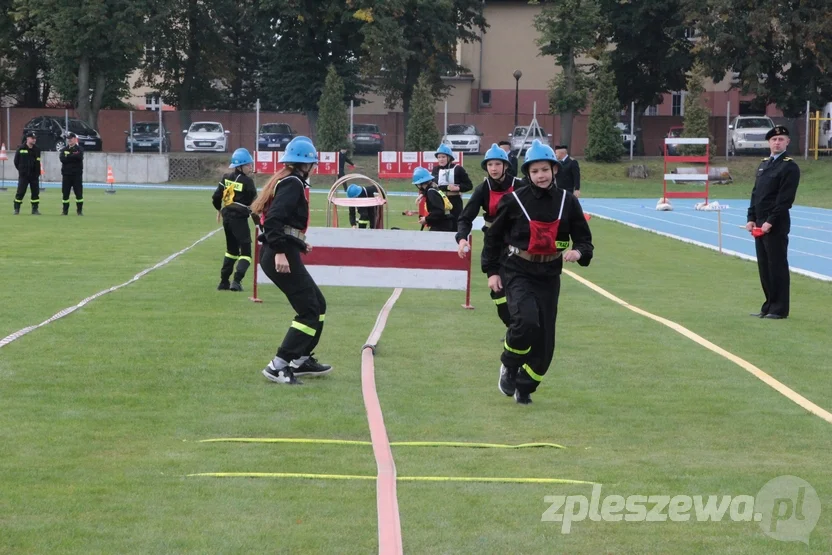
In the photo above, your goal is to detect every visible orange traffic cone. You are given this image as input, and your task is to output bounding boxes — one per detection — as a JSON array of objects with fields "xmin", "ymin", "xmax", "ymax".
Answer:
[
  {"xmin": 0, "ymin": 143, "xmax": 7, "ymax": 161},
  {"xmin": 105, "ymin": 165, "xmax": 116, "ymax": 194}
]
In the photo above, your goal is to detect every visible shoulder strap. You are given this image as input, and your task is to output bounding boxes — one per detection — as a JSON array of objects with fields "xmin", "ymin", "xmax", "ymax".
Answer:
[
  {"xmin": 557, "ymin": 189, "xmax": 567, "ymax": 220},
  {"xmin": 511, "ymin": 190, "xmax": 531, "ymax": 221}
]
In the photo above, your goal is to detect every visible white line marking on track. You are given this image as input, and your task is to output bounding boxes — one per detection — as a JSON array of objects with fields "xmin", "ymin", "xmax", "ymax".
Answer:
[
  {"xmin": 564, "ymin": 269, "xmax": 832, "ymax": 424},
  {"xmin": 0, "ymin": 228, "xmax": 222, "ymax": 349}
]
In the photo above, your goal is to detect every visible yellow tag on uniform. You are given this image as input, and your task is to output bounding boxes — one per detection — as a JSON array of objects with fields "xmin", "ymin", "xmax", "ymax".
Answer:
[{"xmin": 222, "ymin": 179, "xmax": 243, "ymax": 206}]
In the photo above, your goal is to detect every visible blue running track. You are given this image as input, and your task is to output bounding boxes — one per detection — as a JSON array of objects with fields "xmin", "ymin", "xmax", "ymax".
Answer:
[{"xmin": 580, "ymin": 198, "xmax": 832, "ymax": 282}]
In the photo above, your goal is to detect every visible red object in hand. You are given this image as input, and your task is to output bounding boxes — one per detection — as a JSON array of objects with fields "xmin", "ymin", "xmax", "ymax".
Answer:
[
  {"xmin": 584, "ymin": 213, "xmax": 592, "ymax": 221},
  {"xmin": 751, "ymin": 227, "xmax": 765, "ymax": 238}
]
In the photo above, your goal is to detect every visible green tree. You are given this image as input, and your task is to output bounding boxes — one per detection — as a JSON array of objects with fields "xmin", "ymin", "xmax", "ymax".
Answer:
[
  {"xmin": 316, "ymin": 66, "xmax": 350, "ymax": 152},
  {"xmin": 680, "ymin": 63, "xmax": 713, "ymax": 158},
  {"xmin": 259, "ymin": 0, "xmax": 368, "ymax": 138},
  {"xmin": 585, "ymin": 60, "xmax": 624, "ymax": 162},
  {"xmin": 598, "ymin": 0, "xmax": 693, "ymax": 153},
  {"xmin": 15, "ymin": 0, "xmax": 149, "ymax": 127},
  {"xmin": 137, "ymin": 0, "xmax": 232, "ymax": 112},
  {"xmin": 1, "ymin": 0, "xmax": 52, "ymax": 107},
  {"xmin": 405, "ymin": 74, "xmax": 440, "ymax": 152},
  {"xmin": 533, "ymin": 0, "xmax": 601, "ymax": 146},
  {"xmin": 690, "ymin": 0, "xmax": 832, "ymax": 116},
  {"xmin": 357, "ymin": 0, "xmax": 487, "ymax": 133}
]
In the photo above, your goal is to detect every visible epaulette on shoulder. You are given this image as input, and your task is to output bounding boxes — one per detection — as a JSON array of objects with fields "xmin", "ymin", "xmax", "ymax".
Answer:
[
  {"xmin": 784, "ymin": 157, "xmax": 793, "ymax": 161},
  {"xmin": 761, "ymin": 158, "xmax": 768, "ymax": 161}
]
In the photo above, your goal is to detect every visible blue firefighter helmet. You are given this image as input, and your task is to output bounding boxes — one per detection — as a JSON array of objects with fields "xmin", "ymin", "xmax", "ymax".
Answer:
[
  {"xmin": 282, "ymin": 137, "xmax": 318, "ymax": 164},
  {"xmin": 412, "ymin": 167, "xmax": 433, "ymax": 186},
  {"xmin": 346, "ymin": 184, "xmax": 363, "ymax": 198},
  {"xmin": 521, "ymin": 140, "xmax": 559, "ymax": 175},
  {"xmin": 229, "ymin": 148, "xmax": 254, "ymax": 168},
  {"xmin": 480, "ymin": 143, "xmax": 510, "ymax": 170},
  {"xmin": 435, "ymin": 143, "xmax": 455, "ymax": 160}
]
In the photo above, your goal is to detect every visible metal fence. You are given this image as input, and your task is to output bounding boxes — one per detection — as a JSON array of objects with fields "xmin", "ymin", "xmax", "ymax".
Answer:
[{"xmin": 0, "ymin": 102, "xmax": 823, "ymax": 160}]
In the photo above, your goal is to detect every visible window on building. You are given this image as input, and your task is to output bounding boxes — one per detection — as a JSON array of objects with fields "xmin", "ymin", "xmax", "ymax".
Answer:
[
  {"xmin": 671, "ymin": 92, "xmax": 685, "ymax": 116},
  {"xmin": 144, "ymin": 46, "xmax": 157, "ymax": 65},
  {"xmin": 145, "ymin": 94, "xmax": 162, "ymax": 111},
  {"xmin": 644, "ymin": 105, "xmax": 659, "ymax": 116},
  {"xmin": 479, "ymin": 90, "xmax": 492, "ymax": 107}
]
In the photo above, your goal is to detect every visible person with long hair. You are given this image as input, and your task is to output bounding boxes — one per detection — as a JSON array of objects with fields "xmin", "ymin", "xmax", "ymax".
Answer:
[{"xmin": 251, "ymin": 137, "xmax": 332, "ymax": 385}]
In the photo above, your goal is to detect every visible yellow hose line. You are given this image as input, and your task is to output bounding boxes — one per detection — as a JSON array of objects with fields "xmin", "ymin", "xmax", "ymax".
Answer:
[
  {"xmin": 188, "ymin": 472, "xmax": 594, "ymax": 485},
  {"xmin": 198, "ymin": 438, "xmax": 565, "ymax": 449}
]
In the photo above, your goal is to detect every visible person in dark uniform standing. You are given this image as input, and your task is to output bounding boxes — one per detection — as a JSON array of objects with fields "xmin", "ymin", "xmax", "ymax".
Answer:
[
  {"xmin": 484, "ymin": 140, "xmax": 593, "ymax": 404},
  {"xmin": 412, "ymin": 167, "xmax": 454, "ymax": 232},
  {"xmin": 499, "ymin": 140, "xmax": 519, "ymax": 178},
  {"xmin": 59, "ymin": 132, "xmax": 84, "ymax": 215},
  {"xmin": 212, "ymin": 148, "xmax": 259, "ymax": 292},
  {"xmin": 746, "ymin": 125, "xmax": 800, "ymax": 320},
  {"xmin": 431, "ymin": 144, "xmax": 473, "ymax": 229},
  {"xmin": 338, "ymin": 147, "xmax": 356, "ymax": 182},
  {"xmin": 456, "ymin": 143, "xmax": 524, "ymax": 328},
  {"xmin": 554, "ymin": 145, "xmax": 580, "ymax": 197},
  {"xmin": 13, "ymin": 131, "xmax": 42, "ymax": 215},
  {"xmin": 251, "ymin": 136, "xmax": 332, "ymax": 384},
  {"xmin": 346, "ymin": 183, "xmax": 380, "ymax": 229}
]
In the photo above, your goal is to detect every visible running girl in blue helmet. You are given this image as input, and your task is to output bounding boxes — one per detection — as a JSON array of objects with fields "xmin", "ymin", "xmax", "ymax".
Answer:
[
  {"xmin": 483, "ymin": 140, "xmax": 594, "ymax": 405},
  {"xmin": 412, "ymin": 167, "xmax": 455, "ymax": 232},
  {"xmin": 431, "ymin": 143, "xmax": 473, "ymax": 229},
  {"xmin": 250, "ymin": 137, "xmax": 332, "ymax": 385},
  {"xmin": 456, "ymin": 143, "xmax": 524, "ymax": 329},
  {"xmin": 212, "ymin": 148, "xmax": 259, "ymax": 291}
]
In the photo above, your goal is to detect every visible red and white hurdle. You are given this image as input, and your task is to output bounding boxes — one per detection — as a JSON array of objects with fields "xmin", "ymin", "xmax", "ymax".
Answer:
[{"xmin": 252, "ymin": 228, "xmax": 474, "ymax": 308}]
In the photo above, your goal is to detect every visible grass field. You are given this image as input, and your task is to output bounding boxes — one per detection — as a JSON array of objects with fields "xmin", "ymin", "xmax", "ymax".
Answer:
[{"xmin": 1, "ymin": 185, "xmax": 831, "ymax": 553}]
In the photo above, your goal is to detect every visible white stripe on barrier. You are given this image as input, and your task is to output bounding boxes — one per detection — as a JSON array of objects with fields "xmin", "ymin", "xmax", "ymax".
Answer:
[
  {"xmin": 664, "ymin": 174, "xmax": 709, "ymax": 181},
  {"xmin": 0, "ymin": 228, "xmax": 222, "ymax": 349},
  {"xmin": 664, "ymin": 138, "xmax": 710, "ymax": 145},
  {"xmin": 303, "ymin": 228, "xmax": 457, "ymax": 251},
  {"xmin": 256, "ymin": 266, "xmax": 468, "ymax": 291}
]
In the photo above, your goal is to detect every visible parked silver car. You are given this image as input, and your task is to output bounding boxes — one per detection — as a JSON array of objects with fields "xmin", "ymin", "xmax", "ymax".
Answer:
[{"xmin": 508, "ymin": 125, "xmax": 551, "ymax": 155}]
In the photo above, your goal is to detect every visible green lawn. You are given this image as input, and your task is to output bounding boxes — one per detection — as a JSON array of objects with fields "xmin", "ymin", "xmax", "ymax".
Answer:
[{"xmin": 1, "ymin": 189, "xmax": 830, "ymax": 553}]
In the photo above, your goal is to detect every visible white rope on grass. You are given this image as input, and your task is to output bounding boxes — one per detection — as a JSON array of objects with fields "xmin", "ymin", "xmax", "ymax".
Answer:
[{"xmin": 0, "ymin": 228, "xmax": 222, "ymax": 349}]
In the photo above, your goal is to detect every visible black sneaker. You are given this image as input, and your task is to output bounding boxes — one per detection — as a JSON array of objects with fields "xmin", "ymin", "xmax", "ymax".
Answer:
[
  {"xmin": 514, "ymin": 389, "xmax": 532, "ymax": 405},
  {"xmin": 217, "ymin": 280, "xmax": 230, "ymax": 291},
  {"xmin": 262, "ymin": 362, "xmax": 302, "ymax": 385},
  {"xmin": 291, "ymin": 354, "xmax": 332, "ymax": 377},
  {"xmin": 230, "ymin": 281, "xmax": 243, "ymax": 292},
  {"xmin": 498, "ymin": 364, "xmax": 517, "ymax": 396}
]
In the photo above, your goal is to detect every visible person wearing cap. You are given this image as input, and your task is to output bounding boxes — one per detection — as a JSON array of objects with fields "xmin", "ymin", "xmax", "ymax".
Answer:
[
  {"xmin": 346, "ymin": 183, "xmax": 380, "ymax": 229},
  {"xmin": 251, "ymin": 136, "xmax": 332, "ymax": 385},
  {"xmin": 554, "ymin": 145, "xmax": 580, "ymax": 197},
  {"xmin": 412, "ymin": 167, "xmax": 455, "ymax": 232},
  {"xmin": 746, "ymin": 125, "xmax": 800, "ymax": 320},
  {"xmin": 13, "ymin": 131, "xmax": 42, "ymax": 215},
  {"xmin": 483, "ymin": 140, "xmax": 594, "ymax": 405},
  {"xmin": 498, "ymin": 140, "xmax": 519, "ymax": 178},
  {"xmin": 431, "ymin": 144, "xmax": 473, "ymax": 229},
  {"xmin": 456, "ymin": 143, "xmax": 524, "ymax": 329},
  {"xmin": 212, "ymin": 148, "xmax": 259, "ymax": 292},
  {"xmin": 59, "ymin": 132, "xmax": 85, "ymax": 215}
]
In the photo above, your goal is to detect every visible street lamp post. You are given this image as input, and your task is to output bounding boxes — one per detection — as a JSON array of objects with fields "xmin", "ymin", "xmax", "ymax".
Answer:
[{"xmin": 513, "ymin": 70, "xmax": 522, "ymax": 127}]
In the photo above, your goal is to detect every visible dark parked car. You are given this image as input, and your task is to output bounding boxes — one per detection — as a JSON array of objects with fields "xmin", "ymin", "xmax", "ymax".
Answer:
[
  {"xmin": 125, "ymin": 122, "xmax": 171, "ymax": 152},
  {"xmin": 350, "ymin": 123, "xmax": 385, "ymax": 154},
  {"xmin": 22, "ymin": 116, "xmax": 103, "ymax": 151},
  {"xmin": 258, "ymin": 123, "xmax": 296, "ymax": 151}
]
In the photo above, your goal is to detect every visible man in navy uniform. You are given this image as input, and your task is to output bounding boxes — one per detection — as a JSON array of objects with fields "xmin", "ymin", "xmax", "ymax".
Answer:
[
  {"xmin": 746, "ymin": 126, "xmax": 799, "ymax": 320},
  {"xmin": 554, "ymin": 145, "xmax": 580, "ymax": 197}
]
